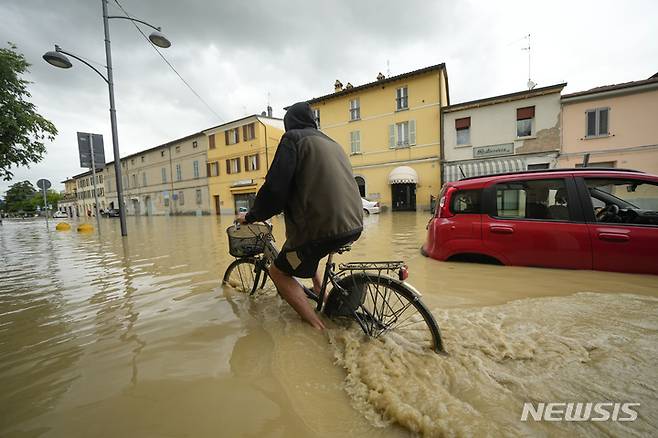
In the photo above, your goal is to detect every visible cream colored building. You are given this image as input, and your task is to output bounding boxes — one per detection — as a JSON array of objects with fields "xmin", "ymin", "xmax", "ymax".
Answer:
[
  {"xmin": 559, "ymin": 74, "xmax": 658, "ymax": 173},
  {"xmin": 104, "ymin": 132, "xmax": 211, "ymax": 215},
  {"xmin": 205, "ymin": 114, "xmax": 285, "ymax": 215},
  {"xmin": 305, "ymin": 64, "xmax": 449, "ymax": 211},
  {"xmin": 58, "ymin": 177, "xmax": 78, "ymax": 217},
  {"xmin": 442, "ymin": 83, "xmax": 566, "ymax": 183},
  {"xmin": 62, "ymin": 169, "xmax": 106, "ymax": 217}
]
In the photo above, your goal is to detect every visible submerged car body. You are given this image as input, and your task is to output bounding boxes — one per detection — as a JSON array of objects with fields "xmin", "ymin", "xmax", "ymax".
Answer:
[
  {"xmin": 362, "ymin": 198, "xmax": 381, "ymax": 215},
  {"xmin": 422, "ymin": 168, "xmax": 658, "ymax": 275}
]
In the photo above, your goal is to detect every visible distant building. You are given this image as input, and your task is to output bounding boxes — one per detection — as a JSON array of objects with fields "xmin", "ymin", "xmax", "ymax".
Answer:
[
  {"xmin": 104, "ymin": 132, "xmax": 211, "ymax": 215},
  {"xmin": 204, "ymin": 114, "xmax": 284, "ymax": 215},
  {"xmin": 442, "ymin": 83, "xmax": 566, "ymax": 183},
  {"xmin": 58, "ymin": 177, "xmax": 78, "ymax": 217},
  {"xmin": 304, "ymin": 63, "xmax": 450, "ymax": 211},
  {"xmin": 64, "ymin": 169, "xmax": 106, "ymax": 217},
  {"xmin": 560, "ymin": 74, "xmax": 658, "ymax": 173}
]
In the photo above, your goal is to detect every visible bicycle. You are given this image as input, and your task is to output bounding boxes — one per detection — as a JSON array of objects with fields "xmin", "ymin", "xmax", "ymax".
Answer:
[{"xmin": 222, "ymin": 222, "xmax": 445, "ymax": 353}]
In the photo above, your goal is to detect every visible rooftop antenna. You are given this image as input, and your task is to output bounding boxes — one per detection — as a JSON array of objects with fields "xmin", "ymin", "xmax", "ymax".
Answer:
[
  {"xmin": 386, "ymin": 59, "xmax": 390, "ymax": 77},
  {"xmin": 522, "ymin": 33, "xmax": 536, "ymax": 90}
]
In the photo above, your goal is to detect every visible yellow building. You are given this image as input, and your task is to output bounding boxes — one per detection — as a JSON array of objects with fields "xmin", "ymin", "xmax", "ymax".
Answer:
[
  {"xmin": 305, "ymin": 63, "xmax": 449, "ymax": 211},
  {"xmin": 204, "ymin": 114, "xmax": 285, "ymax": 215}
]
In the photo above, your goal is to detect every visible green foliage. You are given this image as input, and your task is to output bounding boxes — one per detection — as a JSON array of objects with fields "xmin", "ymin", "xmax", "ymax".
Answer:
[
  {"xmin": 0, "ymin": 43, "xmax": 58, "ymax": 181},
  {"xmin": 4, "ymin": 180, "xmax": 36, "ymax": 212}
]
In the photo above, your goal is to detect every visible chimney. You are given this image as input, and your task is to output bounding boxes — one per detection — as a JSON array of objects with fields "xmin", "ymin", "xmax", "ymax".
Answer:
[
  {"xmin": 334, "ymin": 79, "xmax": 343, "ymax": 92},
  {"xmin": 345, "ymin": 82, "xmax": 353, "ymax": 89},
  {"xmin": 267, "ymin": 105, "xmax": 272, "ymax": 117},
  {"xmin": 377, "ymin": 72, "xmax": 385, "ymax": 81}
]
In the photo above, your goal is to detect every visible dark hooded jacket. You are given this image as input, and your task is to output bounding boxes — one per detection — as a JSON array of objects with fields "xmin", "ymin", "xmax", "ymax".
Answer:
[{"xmin": 245, "ymin": 102, "xmax": 363, "ymax": 248}]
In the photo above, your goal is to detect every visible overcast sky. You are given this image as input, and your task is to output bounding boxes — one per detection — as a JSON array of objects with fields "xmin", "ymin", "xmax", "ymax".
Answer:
[{"xmin": 1, "ymin": 0, "xmax": 656, "ymax": 196}]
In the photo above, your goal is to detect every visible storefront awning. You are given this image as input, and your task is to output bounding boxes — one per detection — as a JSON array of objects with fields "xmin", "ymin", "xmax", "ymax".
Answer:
[
  {"xmin": 388, "ymin": 166, "xmax": 418, "ymax": 184},
  {"xmin": 444, "ymin": 157, "xmax": 526, "ymax": 183}
]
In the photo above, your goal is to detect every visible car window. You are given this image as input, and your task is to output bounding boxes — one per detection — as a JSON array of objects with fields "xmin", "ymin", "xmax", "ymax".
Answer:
[
  {"xmin": 451, "ymin": 189, "xmax": 481, "ymax": 214},
  {"xmin": 585, "ymin": 178, "xmax": 658, "ymax": 226},
  {"xmin": 494, "ymin": 179, "xmax": 571, "ymax": 221}
]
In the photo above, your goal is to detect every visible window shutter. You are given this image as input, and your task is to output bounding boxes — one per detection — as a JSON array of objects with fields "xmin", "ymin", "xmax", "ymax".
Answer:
[
  {"xmin": 255, "ymin": 154, "xmax": 260, "ymax": 170},
  {"xmin": 244, "ymin": 156, "xmax": 249, "ymax": 170},
  {"xmin": 516, "ymin": 106, "xmax": 535, "ymax": 120},
  {"xmin": 389, "ymin": 124, "xmax": 395, "ymax": 148},
  {"xmin": 235, "ymin": 128, "xmax": 240, "ymax": 143},
  {"xmin": 237, "ymin": 158, "xmax": 241, "ymax": 172},
  {"xmin": 599, "ymin": 109, "xmax": 609, "ymax": 135},
  {"xmin": 226, "ymin": 160, "xmax": 231, "ymax": 174},
  {"xmin": 209, "ymin": 134, "xmax": 216, "ymax": 149},
  {"xmin": 206, "ymin": 162, "xmax": 211, "ymax": 177},
  {"xmin": 455, "ymin": 117, "xmax": 471, "ymax": 129},
  {"xmin": 586, "ymin": 111, "xmax": 596, "ymax": 137},
  {"xmin": 224, "ymin": 131, "xmax": 230, "ymax": 145},
  {"xmin": 251, "ymin": 124, "xmax": 256, "ymax": 139},
  {"xmin": 409, "ymin": 120, "xmax": 416, "ymax": 145}
]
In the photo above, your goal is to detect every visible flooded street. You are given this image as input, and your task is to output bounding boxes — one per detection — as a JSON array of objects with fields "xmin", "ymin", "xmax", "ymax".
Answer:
[{"xmin": 1, "ymin": 213, "xmax": 657, "ymax": 437}]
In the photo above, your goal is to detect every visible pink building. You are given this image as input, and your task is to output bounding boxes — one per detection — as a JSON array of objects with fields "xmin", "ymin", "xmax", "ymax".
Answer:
[{"xmin": 560, "ymin": 74, "xmax": 658, "ymax": 174}]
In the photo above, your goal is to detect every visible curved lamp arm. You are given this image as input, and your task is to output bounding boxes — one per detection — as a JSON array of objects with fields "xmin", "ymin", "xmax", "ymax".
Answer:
[
  {"xmin": 107, "ymin": 15, "xmax": 161, "ymax": 31},
  {"xmin": 55, "ymin": 46, "xmax": 109, "ymax": 84}
]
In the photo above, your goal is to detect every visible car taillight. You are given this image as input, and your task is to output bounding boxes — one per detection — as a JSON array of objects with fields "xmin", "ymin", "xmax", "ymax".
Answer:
[
  {"xmin": 398, "ymin": 265, "xmax": 409, "ymax": 281},
  {"xmin": 436, "ymin": 186, "xmax": 456, "ymax": 218}
]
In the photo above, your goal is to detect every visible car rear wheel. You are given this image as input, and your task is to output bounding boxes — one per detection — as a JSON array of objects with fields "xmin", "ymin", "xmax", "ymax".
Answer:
[{"xmin": 363, "ymin": 209, "xmax": 370, "ymax": 215}]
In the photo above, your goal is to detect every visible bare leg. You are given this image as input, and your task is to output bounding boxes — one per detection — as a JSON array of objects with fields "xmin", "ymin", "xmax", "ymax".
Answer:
[{"xmin": 269, "ymin": 264, "xmax": 326, "ymax": 330}]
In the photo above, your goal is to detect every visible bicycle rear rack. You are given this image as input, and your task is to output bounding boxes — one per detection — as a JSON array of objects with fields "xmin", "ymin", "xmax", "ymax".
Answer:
[{"xmin": 339, "ymin": 261, "xmax": 405, "ymax": 273}]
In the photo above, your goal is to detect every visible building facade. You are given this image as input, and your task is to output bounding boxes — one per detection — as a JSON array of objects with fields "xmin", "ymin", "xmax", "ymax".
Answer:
[
  {"xmin": 65, "ymin": 169, "xmax": 106, "ymax": 217},
  {"xmin": 442, "ymin": 83, "xmax": 566, "ymax": 183},
  {"xmin": 559, "ymin": 74, "xmax": 658, "ymax": 174},
  {"xmin": 104, "ymin": 132, "xmax": 211, "ymax": 215},
  {"xmin": 205, "ymin": 115, "xmax": 285, "ymax": 215},
  {"xmin": 58, "ymin": 177, "xmax": 78, "ymax": 217},
  {"xmin": 306, "ymin": 64, "xmax": 450, "ymax": 211}
]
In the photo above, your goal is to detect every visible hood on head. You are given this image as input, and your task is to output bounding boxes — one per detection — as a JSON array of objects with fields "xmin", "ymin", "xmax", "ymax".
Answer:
[{"xmin": 284, "ymin": 102, "xmax": 317, "ymax": 131}]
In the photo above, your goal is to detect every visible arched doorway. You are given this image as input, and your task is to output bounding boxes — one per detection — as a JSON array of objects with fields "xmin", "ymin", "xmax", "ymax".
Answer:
[
  {"xmin": 355, "ymin": 176, "xmax": 366, "ymax": 198},
  {"xmin": 388, "ymin": 166, "xmax": 418, "ymax": 211}
]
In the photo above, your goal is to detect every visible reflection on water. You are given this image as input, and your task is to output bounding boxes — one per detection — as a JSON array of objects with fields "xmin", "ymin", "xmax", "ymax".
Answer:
[{"xmin": 1, "ymin": 214, "xmax": 657, "ymax": 437}]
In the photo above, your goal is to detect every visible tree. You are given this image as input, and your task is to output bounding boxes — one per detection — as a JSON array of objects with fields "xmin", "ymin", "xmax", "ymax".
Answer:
[
  {"xmin": 27, "ymin": 189, "xmax": 61, "ymax": 211},
  {"xmin": 0, "ymin": 43, "xmax": 58, "ymax": 180},
  {"xmin": 4, "ymin": 180, "xmax": 36, "ymax": 212}
]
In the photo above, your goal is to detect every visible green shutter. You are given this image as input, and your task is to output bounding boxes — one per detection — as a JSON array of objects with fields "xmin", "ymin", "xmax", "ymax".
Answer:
[
  {"xmin": 409, "ymin": 120, "xmax": 416, "ymax": 145},
  {"xmin": 389, "ymin": 124, "xmax": 395, "ymax": 148}
]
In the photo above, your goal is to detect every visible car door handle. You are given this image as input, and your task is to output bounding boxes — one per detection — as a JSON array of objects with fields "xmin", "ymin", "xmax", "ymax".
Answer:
[
  {"xmin": 490, "ymin": 225, "xmax": 514, "ymax": 234},
  {"xmin": 598, "ymin": 232, "xmax": 629, "ymax": 242}
]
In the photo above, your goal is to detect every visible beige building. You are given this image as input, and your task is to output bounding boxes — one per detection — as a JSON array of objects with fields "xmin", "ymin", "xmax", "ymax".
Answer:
[
  {"xmin": 104, "ymin": 132, "xmax": 211, "ymax": 215},
  {"xmin": 58, "ymin": 177, "xmax": 78, "ymax": 217},
  {"xmin": 442, "ymin": 83, "xmax": 566, "ymax": 183},
  {"xmin": 61, "ymin": 169, "xmax": 106, "ymax": 217},
  {"xmin": 559, "ymin": 74, "xmax": 658, "ymax": 174},
  {"xmin": 205, "ymin": 114, "xmax": 284, "ymax": 215}
]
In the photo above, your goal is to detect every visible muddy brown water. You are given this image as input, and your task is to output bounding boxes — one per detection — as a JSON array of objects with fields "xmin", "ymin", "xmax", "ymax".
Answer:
[{"xmin": 1, "ymin": 213, "xmax": 657, "ymax": 437}]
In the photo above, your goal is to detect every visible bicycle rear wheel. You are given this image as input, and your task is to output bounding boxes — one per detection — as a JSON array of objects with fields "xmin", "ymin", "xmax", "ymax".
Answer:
[
  {"xmin": 223, "ymin": 258, "xmax": 270, "ymax": 294},
  {"xmin": 331, "ymin": 273, "xmax": 444, "ymax": 353}
]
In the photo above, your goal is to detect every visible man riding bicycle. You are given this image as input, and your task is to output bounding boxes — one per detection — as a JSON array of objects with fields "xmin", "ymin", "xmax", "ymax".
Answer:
[{"xmin": 237, "ymin": 101, "xmax": 363, "ymax": 330}]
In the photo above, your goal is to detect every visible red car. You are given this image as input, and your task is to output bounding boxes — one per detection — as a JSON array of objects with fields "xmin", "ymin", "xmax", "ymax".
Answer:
[{"xmin": 422, "ymin": 168, "xmax": 658, "ymax": 275}]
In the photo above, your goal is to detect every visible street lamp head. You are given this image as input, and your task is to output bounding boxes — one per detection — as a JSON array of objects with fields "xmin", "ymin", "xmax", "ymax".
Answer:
[
  {"xmin": 148, "ymin": 31, "xmax": 171, "ymax": 48},
  {"xmin": 43, "ymin": 50, "xmax": 73, "ymax": 69}
]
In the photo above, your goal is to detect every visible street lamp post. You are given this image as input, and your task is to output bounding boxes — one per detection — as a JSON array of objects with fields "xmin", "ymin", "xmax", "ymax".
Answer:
[{"xmin": 43, "ymin": 0, "xmax": 171, "ymax": 237}]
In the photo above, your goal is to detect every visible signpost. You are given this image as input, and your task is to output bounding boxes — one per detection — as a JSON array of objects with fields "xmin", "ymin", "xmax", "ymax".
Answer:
[
  {"xmin": 77, "ymin": 132, "xmax": 106, "ymax": 232},
  {"xmin": 36, "ymin": 178, "xmax": 51, "ymax": 227}
]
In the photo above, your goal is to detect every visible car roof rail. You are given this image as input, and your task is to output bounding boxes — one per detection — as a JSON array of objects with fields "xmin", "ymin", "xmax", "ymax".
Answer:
[{"xmin": 458, "ymin": 167, "xmax": 645, "ymax": 181}]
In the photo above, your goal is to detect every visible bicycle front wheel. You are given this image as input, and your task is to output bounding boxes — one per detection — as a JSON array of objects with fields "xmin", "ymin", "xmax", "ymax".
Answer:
[
  {"xmin": 223, "ymin": 258, "xmax": 270, "ymax": 294},
  {"xmin": 333, "ymin": 273, "xmax": 444, "ymax": 353}
]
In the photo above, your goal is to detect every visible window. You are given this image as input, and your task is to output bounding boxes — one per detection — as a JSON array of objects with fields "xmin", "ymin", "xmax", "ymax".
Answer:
[
  {"xmin": 451, "ymin": 190, "xmax": 482, "ymax": 214},
  {"xmin": 193, "ymin": 140, "xmax": 198, "ymax": 149},
  {"xmin": 527, "ymin": 163, "xmax": 550, "ymax": 170},
  {"xmin": 396, "ymin": 86, "xmax": 408, "ymax": 110},
  {"xmin": 494, "ymin": 179, "xmax": 571, "ymax": 221},
  {"xmin": 225, "ymin": 128, "xmax": 239, "ymax": 145},
  {"xmin": 586, "ymin": 108, "xmax": 609, "ymax": 137},
  {"xmin": 516, "ymin": 106, "xmax": 535, "ymax": 137},
  {"xmin": 178, "ymin": 191, "xmax": 184, "ymax": 205},
  {"xmin": 350, "ymin": 131, "xmax": 361, "ymax": 154},
  {"xmin": 131, "ymin": 159, "xmax": 134, "ymax": 165},
  {"xmin": 207, "ymin": 161, "xmax": 219, "ymax": 177},
  {"xmin": 349, "ymin": 98, "xmax": 360, "ymax": 121},
  {"xmin": 164, "ymin": 196, "xmax": 169, "ymax": 207},
  {"xmin": 142, "ymin": 173, "xmax": 147, "ymax": 187},
  {"xmin": 245, "ymin": 154, "xmax": 260, "ymax": 171},
  {"xmin": 585, "ymin": 178, "xmax": 658, "ymax": 225},
  {"xmin": 208, "ymin": 134, "xmax": 215, "ymax": 149},
  {"xmin": 161, "ymin": 167, "xmax": 167, "ymax": 183},
  {"xmin": 312, "ymin": 108, "xmax": 320, "ymax": 128},
  {"xmin": 176, "ymin": 163, "xmax": 182, "ymax": 181},
  {"xmin": 389, "ymin": 120, "xmax": 416, "ymax": 148},
  {"xmin": 576, "ymin": 161, "xmax": 615, "ymax": 169},
  {"xmin": 175, "ymin": 146, "xmax": 181, "ymax": 153},
  {"xmin": 193, "ymin": 160, "xmax": 200, "ymax": 178},
  {"xmin": 196, "ymin": 189, "xmax": 202, "ymax": 205},
  {"xmin": 141, "ymin": 156, "xmax": 145, "ymax": 162},
  {"xmin": 226, "ymin": 158, "xmax": 241, "ymax": 174},
  {"xmin": 242, "ymin": 123, "xmax": 256, "ymax": 141},
  {"xmin": 132, "ymin": 174, "xmax": 137, "ymax": 187},
  {"xmin": 455, "ymin": 117, "xmax": 471, "ymax": 146},
  {"xmin": 161, "ymin": 150, "xmax": 165, "ymax": 157}
]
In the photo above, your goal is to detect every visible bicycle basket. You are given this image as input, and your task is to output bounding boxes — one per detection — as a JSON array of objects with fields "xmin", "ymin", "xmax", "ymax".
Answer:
[
  {"xmin": 226, "ymin": 223, "xmax": 271, "ymax": 257},
  {"xmin": 324, "ymin": 274, "xmax": 368, "ymax": 318}
]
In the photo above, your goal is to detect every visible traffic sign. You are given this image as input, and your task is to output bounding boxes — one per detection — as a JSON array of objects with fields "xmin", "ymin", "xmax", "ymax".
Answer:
[
  {"xmin": 36, "ymin": 179, "xmax": 51, "ymax": 190},
  {"xmin": 77, "ymin": 132, "xmax": 105, "ymax": 169}
]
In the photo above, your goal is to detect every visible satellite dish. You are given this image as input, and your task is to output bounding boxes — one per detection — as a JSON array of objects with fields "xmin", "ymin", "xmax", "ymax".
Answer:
[{"xmin": 527, "ymin": 79, "xmax": 537, "ymax": 90}]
